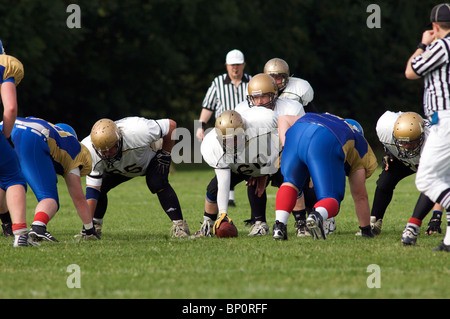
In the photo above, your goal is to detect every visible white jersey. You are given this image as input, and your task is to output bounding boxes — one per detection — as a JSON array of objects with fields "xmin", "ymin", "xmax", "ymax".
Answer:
[
  {"xmin": 376, "ymin": 111, "xmax": 430, "ymax": 172},
  {"xmin": 235, "ymin": 97, "xmax": 305, "ymax": 118},
  {"xmin": 82, "ymin": 117, "xmax": 170, "ymax": 186},
  {"xmin": 201, "ymin": 107, "xmax": 281, "ymax": 177},
  {"xmin": 279, "ymin": 77, "xmax": 314, "ymax": 106}
]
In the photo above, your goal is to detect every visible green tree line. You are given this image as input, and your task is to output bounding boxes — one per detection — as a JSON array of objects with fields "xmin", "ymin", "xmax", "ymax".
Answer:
[{"xmin": 0, "ymin": 0, "xmax": 436, "ymax": 153}]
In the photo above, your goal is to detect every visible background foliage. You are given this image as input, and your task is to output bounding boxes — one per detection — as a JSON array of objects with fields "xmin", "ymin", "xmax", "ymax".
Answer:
[{"xmin": 1, "ymin": 0, "xmax": 437, "ymax": 152}]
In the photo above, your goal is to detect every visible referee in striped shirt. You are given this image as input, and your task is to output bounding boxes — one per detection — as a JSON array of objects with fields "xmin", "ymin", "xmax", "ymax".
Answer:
[
  {"xmin": 196, "ymin": 50, "xmax": 251, "ymax": 207},
  {"xmin": 405, "ymin": 3, "xmax": 450, "ymax": 252},
  {"xmin": 196, "ymin": 49, "xmax": 251, "ymax": 142}
]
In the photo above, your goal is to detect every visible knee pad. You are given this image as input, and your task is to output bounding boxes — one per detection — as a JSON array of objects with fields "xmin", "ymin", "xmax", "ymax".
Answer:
[
  {"xmin": 206, "ymin": 177, "xmax": 218, "ymax": 203},
  {"xmin": 146, "ymin": 173, "xmax": 170, "ymax": 194}
]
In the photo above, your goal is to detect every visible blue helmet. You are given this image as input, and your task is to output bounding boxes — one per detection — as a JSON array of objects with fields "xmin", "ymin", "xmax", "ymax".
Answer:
[
  {"xmin": 345, "ymin": 119, "xmax": 364, "ymax": 136},
  {"xmin": 55, "ymin": 123, "xmax": 77, "ymax": 139}
]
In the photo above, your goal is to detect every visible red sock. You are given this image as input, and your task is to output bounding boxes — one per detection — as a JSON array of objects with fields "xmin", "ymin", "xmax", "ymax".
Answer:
[
  {"xmin": 408, "ymin": 217, "xmax": 422, "ymax": 227},
  {"xmin": 314, "ymin": 198, "xmax": 340, "ymax": 218},
  {"xmin": 275, "ymin": 185, "xmax": 299, "ymax": 213},
  {"xmin": 33, "ymin": 211, "xmax": 50, "ymax": 226},
  {"xmin": 12, "ymin": 223, "xmax": 27, "ymax": 234}
]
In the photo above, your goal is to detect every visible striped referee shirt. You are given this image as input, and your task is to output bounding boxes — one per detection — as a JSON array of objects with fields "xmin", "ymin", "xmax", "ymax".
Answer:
[
  {"xmin": 411, "ymin": 35, "xmax": 450, "ymax": 118},
  {"xmin": 201, "ymin": 73, "xmax": 251, "ymax": 118}
]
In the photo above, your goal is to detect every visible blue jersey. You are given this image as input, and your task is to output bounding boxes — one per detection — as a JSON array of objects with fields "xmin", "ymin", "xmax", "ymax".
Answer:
[
  {"xmin": 13, "ymin": 117, "xmax": 91, "ymax": 177},
  {"xmin": 294, "ymin": 113, "xmax": 377, "ymax": 177},
  {"xmin": 281, "ymin": 113, "xmax": 377, "ymax": 203},
  {"xmin": 2, "ymin": 117, "xmax": 92, "ymax": 203}
]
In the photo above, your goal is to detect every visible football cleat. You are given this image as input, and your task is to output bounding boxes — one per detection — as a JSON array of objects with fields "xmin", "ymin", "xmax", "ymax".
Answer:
[
  {"xmin": 170, "ymin": 220, "xmax": 190, "ymax": 238},
  {"xmin": 294, "ymin": 218, "xmax": 311, "ymax": 237},
  {"xmin": 2, "ymin": 222, "xmax": 13, "ymax": 237},
  {"xmin": 13, "ymin": 233, "xmax": 41, "ymax": 247},
  {"xmin": 190, "ymin": 217, "xmax": 214, "ymax": 238},
  {"xmin": 401, "ymin": 225, "xmax": 419, "ymax": 246},
  {"xmin": 29, "ymin": 225, "xmax": 59, "ymax": 242},
  {"xmin": 433, "ymin": 241, "xmax": 450, "ymax": 252},
  {"xmin": 306, "ymin": 211, "xmax": 326, "ymax": 240},
  {"xmin": 272, "ymin": 220, "xmax": 288, "ymax": 240},
  {"xmin": 324, "ymin": 217, "xmax": 336, "ymax": 235},
  {"xmin": 370, "ymin": 216, "xmax": 383, "ymax": 235},
  {"xmin": 248, "ymin": 221, "xmax": 269, "ymax": 236},
  {"xmin": 228, "ymin": 199, "xmax": 236, "ymax": 207}
]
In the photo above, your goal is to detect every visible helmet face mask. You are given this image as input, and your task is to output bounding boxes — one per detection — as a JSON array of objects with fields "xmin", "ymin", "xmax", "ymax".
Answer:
[
  {"xmin": 264, "ymin": 58, "xmax": 290, "ymax": 91},
  {"xmin": 215, "ymin": 111, "xmax": 247, "ymax": 155},
  {"xmin": 90, "ymin": 119, "xmax": 123, "ymax": 165},
  {"xmin": 393, "ymin": 112, "xmax": 425, "ymax": 159},
  {"xmin": 247, "ymin": 73, "xmax": 278, "ymax": 110}
]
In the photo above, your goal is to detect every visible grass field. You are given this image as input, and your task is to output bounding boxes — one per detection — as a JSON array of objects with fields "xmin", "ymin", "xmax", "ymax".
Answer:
[{"xmin": 1, "ymin": 165, "xmax": 449, "ymax": 300}]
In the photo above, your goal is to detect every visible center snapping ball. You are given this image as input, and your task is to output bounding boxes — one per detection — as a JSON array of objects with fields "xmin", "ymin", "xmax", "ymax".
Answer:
[{"xmin": 215, "ymin": 221, "xmax": 238, "ymax": 238}]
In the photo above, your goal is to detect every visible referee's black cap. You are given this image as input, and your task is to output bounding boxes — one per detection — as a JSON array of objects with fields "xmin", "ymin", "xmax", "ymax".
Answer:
[{"xmin": 429, "ymin": 3, "xmax": 450, "ymax": 25}]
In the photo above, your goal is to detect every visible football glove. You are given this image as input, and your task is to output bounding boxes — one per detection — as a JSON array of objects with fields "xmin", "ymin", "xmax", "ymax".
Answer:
[
  {"xmin": 153, "ymin": 149, "xmax": 172, "ymax": 175},
  {"xmin": 213, "ymin": 213, "xmax": 233, "ymax": 235},
  {"xmin": 425, "ymin": 211, "xmax": 442, "ymax": 235}
]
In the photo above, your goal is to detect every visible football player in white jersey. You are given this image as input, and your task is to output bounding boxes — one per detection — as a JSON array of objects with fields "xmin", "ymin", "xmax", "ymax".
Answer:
[
  {"xmin": 234, "ymin": 74, "xmax": 327, "ymax": 235},
  {"xmin": 263, "ymin": 58, "xmax": 317, "ymax": 113},
  {"xmin": 80, "ymin": 117, "xmax": 190, "ymax": 238},
  {"xmin": 371, "ymin": 111, "xmax": 444, "ymax": 245},
  {"xmin": 235, "ymin": 73, "xmax": 305, "ymax": 117},
  {"xmin": 192, "ymin": 107, "xmax": 281, "ymax": 237}
]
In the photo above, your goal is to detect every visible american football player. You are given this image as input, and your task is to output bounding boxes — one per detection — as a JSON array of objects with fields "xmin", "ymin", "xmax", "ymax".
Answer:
[
  {"xmin": 264, "ymin": 60, "xmax": 325, "ymax": 235},
  {"xmin": 274, "ymin": 113, "xmax": 378, "ymax": 240},
  {"xmin": 371, "ymin": 111, "xmax": 444, "ymax": 245},
  {"xmin": 235, "ymin": 73, "xmax": 305, "ymax": 117},
  {"xmin": 234, "ymin": 73, "xmax": 327, "ymax": 236},
  {"xmin": 0, "ymin": 40, "xmax": 34, "ymax": 247},
  {"xmin": 192, "ymin": 107, "xmax": 281, "ymax": 237},
  {"xmin": 80, "ymin": 117, "xmax": 190, "ymax": 238},
  {"xmin": 263, "ymin": 58, "xmax": 317, "ymax": 113},
  {"xmin": 0, "ymin": 117, "xmax": 99, "ymax": 242}
]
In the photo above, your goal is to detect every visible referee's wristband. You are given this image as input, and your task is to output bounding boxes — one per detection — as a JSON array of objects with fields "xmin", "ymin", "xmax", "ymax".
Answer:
[
  {"xmin": 417, "ymin": 43, "xmax": 427, "ymax": 51},
  {"xmin": 199, "ymin": 121, "xmax": 206, "ymax": 130}
]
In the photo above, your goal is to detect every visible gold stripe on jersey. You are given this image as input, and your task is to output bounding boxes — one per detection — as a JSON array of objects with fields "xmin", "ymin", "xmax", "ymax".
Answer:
[
  {"xmin": 0, "ymin": 55, "xmax": 24, "ymax": 85},
  {"xmin": 47, "ymin": 138, "xmax": 92, "ymax": 177},
  {"xmin": 343, "ymin": 140, "xmax": 378, "ymax": 178}
]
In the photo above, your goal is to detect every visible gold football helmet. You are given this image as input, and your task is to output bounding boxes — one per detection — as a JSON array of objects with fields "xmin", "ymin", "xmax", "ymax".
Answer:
[
  {"xmin": 215, "ymin": 110, "xmax": 246, "ymax": 154},
  {"xmin": 90, "ymin": 119, "xmax": 123, "ymax": 163},
  {"xmin": 264, "ymin": 58, "xmax": 290, "ymax": 91},
  {"xmin": 393, "ymin": 112, "xmax": 425, "ymax": 159},
  {"xmin": 247, "ymin": 73, "xmax": 278, "ymax": 110}
]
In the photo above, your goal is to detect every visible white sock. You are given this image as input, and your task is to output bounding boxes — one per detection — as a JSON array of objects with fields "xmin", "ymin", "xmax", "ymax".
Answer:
[
  {"xmin": 84, "ymin": 222, "xmax": 93, "ymax": 230},
  {"xmin": 275, "ymin": 210, "xmax": 290, "ymax": 225},
  {"xmin": 314, "ymin": 206, "xmax": 329, "ymax": 220},
  {"xmin": 229, "ymin": 190, "xmax": 235, "ymax": 200},
  {"xmin": 444, "ymin": 213, "xmax": 450, "ymax": 245}
]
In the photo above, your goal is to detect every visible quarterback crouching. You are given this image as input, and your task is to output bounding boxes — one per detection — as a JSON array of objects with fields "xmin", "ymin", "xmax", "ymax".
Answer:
[{"xmin": 77, "ymin": 117, "xmax": 190, "ymax": 238}]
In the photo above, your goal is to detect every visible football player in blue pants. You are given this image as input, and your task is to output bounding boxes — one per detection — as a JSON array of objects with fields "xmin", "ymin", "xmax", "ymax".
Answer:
[
  {"xmin": 0, "ymin": 117, "xmax": 99, "ymax": 242},
  {"xmin": 273, "ymin": 113, "xmax": 378, "ymax": 240},
  {"xmin": 0, "ymin": 40, "xmax": 34, "ymax": 247}
]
